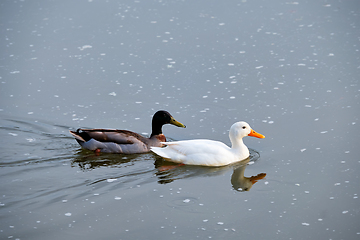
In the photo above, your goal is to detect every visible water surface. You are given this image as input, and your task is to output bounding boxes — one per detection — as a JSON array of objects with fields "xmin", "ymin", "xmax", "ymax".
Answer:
[{"xmin": 1, "ymin": 0, "xmax": 359, "ymax": 239}]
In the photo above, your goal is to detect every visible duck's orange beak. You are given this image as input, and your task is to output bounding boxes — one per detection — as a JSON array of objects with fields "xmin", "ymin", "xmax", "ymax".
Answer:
[{"xmin": 248, "ymin": 129, "xmax": 265, "ymax": 139}]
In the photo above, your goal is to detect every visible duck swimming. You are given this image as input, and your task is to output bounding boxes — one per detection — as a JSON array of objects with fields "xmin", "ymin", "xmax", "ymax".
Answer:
[
  {"xmin": 151, "ymin": 121, "xmax": 264, "ymax": 166},
  {"xmin": 70, "ymin": 110, "xmax": 186, "ymax": 154}
]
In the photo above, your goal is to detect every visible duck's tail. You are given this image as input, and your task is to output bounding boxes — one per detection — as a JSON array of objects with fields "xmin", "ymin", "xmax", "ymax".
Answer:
[{"xmin": 150, "ymin": 146, "xmax": 171, "ymax": 159}]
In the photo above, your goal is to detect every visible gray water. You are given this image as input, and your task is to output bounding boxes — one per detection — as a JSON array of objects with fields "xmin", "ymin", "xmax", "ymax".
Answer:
[{"xmin": 1, "ymin": 0, "xmax": 359, "ymax": 239}]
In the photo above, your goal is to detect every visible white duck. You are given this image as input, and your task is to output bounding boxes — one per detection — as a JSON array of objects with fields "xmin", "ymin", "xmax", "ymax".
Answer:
[{"xmin": 151, "ymin": 121, "xmax": 265, "ymax": 166}]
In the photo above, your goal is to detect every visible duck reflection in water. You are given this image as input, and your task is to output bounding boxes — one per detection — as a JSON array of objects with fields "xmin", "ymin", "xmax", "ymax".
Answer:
[
  {"xmin": 71, "ymin": 150, "xmax": 142, "ymax": 171},
  {"xmin": 71, "ymin": 151, "xmax": 266, "ymax": 191},
  {"xmin": 230, "ymin": 158, "xmax": 266, "ymax": 191},
  {"xmin": 155, "ymin": 157, "xmax": 266, "ymax": 191}
]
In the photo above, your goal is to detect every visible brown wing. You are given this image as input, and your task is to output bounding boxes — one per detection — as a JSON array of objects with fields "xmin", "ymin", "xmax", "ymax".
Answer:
[{"xmin": 71, "ymin": 129, "xmax": 148, "ymax": 145}]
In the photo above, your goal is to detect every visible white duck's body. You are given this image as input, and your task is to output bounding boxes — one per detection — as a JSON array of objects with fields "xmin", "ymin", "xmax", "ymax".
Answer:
[{"xmin": 151, "ymin": 121, "xmax": 265, "ymax": 166}]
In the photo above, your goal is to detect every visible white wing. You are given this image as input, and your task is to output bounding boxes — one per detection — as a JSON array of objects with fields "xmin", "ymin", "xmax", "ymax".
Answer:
[{"xmin": 151, "ymin": 139, "xmax": 234, "ymax": 166}]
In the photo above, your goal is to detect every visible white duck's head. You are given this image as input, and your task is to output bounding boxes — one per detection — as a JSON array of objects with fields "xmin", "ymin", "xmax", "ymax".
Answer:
[{"xmin": 229, "ymin": 121, "xmax": 265, "ymax": 145}]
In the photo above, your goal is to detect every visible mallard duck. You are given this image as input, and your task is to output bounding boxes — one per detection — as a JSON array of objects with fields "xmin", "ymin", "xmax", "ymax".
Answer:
[
  {"xmin": 70, "ymin": 110, "xmax": 186, "ymax": 154},
  {"xmin": 151, "ymin": 121, "xmax": 264, "ymax": 166}
]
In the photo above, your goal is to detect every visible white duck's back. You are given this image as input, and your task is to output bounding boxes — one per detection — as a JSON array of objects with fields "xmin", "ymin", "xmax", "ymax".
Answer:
[{"xmin": 152, "ymin": 139, "xmax": 241, "ymax": 166}]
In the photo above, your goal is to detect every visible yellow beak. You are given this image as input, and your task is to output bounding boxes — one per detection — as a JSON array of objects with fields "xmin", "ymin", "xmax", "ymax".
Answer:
[{"xmin": 170, "ymin": 117, "xmax": 186, "ymax": 128}]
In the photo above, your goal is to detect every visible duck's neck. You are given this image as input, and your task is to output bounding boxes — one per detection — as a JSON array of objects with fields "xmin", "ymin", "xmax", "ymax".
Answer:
[
  {"xmin": 230, "ymin": 136, "xmax": 249, "ymax": 156},
  {"xmin": 150, "ymin": 121, "xmax": 163, "ymax": 138},
  {"xmin": 231, "ymin": 137, "xmax": 245, "ymax": 149}
]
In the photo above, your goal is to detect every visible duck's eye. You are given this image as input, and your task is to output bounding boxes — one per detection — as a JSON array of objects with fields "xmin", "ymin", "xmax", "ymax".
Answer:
[{"xmin": 242, "ymin": 126, "xmax": 246, "ymax": 129}]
